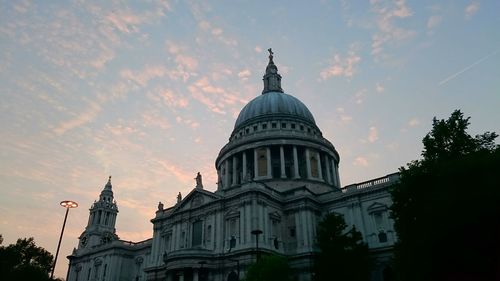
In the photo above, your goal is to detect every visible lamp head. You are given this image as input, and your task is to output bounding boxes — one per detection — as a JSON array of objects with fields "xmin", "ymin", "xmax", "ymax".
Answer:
[{"xmin": 60, "ymin": 200, "xmax": 78, "ymax": 208}]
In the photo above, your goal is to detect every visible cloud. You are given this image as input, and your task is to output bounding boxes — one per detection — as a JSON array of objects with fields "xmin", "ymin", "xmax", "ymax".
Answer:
[
  {"xmin": 53, "ymin": 101, "xmax": 101, "ymax": 135},
  {"xmin": 157, "ymin": 88, "xmax": 189, "ymax": 109},
  {"xmin": 155, "ymin": 159, "xmax": 194, "ymax": 184},
  {"xmin": 142, "ymin": 112, "xmax": 171, "ymax": 130},
  {"xmin": 370, "ymin": 0, "xmax": 416, "ymax": 59},
  {"xmin": 354, "ymin": 156, "xmax": 369, "ymax": 167},
  {"xmin": 255, "ymin": 46, "xmax": 263, "ymax": 53},
  {"xmin": 465, "ymin": 1, "xmax": 480, "ymax": 19},
  {"xmin": 408, "ymin": 118, "xmax": 420, "ymax": 127},
  {"xmin": 427, "ymin": 15, "xmax": 442, "ymax": 29},
  {"xmin": 197, "ymin": 20, "xmax": 238, "ymax": 46},
  {"xmin": 320, "ymin": 45, "xmax": 361, "ymax": 80},
  {"xmin": 188, "ymin": 76, "xmax": 247, "ymax": 115},
  {"xmin": 238, "ymin": 69, "xmax": 252, "ymax": 81},
  {"xmin": 175, "ymin": 116, "xmax": 200, "ymax": 129},
  {"xmin": 376, "ymin": 82, "xmax": 385, "ymax": 93},
  {"xmin": 354, "ymin": 88, "xmax": 367, "ymax": 104},
  {"xmin": 368, "ymin": 126, "xmax": 379, "ymax": 143},
  {"xmin": 166, "ymin": 41, "xmax": 199, "ymax": 74}
]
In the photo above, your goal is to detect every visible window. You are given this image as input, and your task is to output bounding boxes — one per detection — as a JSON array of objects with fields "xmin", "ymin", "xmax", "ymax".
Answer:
[
  {"xmin": 289, "ymin": 227, "xmax": 296, "ymax": 238},
  {"xmin": 181, "ymin": 231, "xmax": 186, "ymax": 248},
  {"xmin": 282, "ymin": 123, "xmax": 286, "ymax": 128},
  {"xmin": 245, "ymin": 128, "xmax": 249, "ymax": 134},
  {"xmin": 300, "ymin": 125, "xmax": 304, "ymax": 131},
  {"xmin": 253, "ymin": 125, "xmax": 258, "ymax": 131},
  {"xmin": 272, "ymin": 123, "xmax": 277, "ymax": 128},
  {"xmin": 262, "ymin": 123, "xmax": 267, "ymax": 129},
  {"xmin": 257, "ymin": 148, "xmax": 268, "ymax": 176},
  {"xmin": 373, "ymin": 212, "xmax": 383, "ymax": 226},
  {"xmin": 192, "ymin": 221, "xmax": 203, "ymax": 247},
  {"xmin": 310, "ymin": 151, "xmax": 319, "ymax": 178},
  {"xmin": 291, "ymin": 123, "xmax": 296, "ymax": 129},
  {"xmin": 205, "ymin": 225, "xmax": 212, "ymax": 244},
  {"xmin": 307, "ymin": 128, "xmax": 311, "ymax": 133},
  {"xmin": 378, "ymin": 232, "xmax": 388, "ymax": 243}
]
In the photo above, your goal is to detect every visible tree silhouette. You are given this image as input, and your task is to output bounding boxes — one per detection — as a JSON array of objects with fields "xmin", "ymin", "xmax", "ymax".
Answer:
[
  {"xmin": 244, "ymin": 254, "xmax": 291, "ymax": 281},
  {"xmin": 314, "ymin": 213, "xmax": 372, "ymax": 281},
  {"xmin": 390, "ymin": 110, "xmax": 500, "ymax": 281},
  {"xmin": 0, "ymin": 236, "xmax": 55, "ymax": 281}
]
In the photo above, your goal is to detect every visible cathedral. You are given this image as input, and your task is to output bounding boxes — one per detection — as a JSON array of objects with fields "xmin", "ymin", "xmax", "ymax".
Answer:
[{"xmin": 66, "ymin": 50, "xmax": 398, "ymax": 281}]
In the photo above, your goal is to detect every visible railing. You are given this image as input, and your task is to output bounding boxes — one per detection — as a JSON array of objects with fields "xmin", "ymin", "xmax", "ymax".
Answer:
[
  {"xmin": 117, "ymin": 238, "xmax": 152, "ymax": 247},
  {"xmin": 341, "ymin": 173, "xmax": 399, "ymax": 193}
]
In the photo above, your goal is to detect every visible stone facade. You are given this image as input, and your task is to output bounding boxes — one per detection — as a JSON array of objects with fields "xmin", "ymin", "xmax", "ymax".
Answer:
[{"xmin": 67, "ymin": 52, "xmax": 397, "ymax": 281}]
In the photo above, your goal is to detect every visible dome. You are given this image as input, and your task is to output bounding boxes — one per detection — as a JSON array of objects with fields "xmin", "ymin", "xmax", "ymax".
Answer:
[{"xmin": 234, "ymin": 91, "xmax": 316, "ymax": 130}]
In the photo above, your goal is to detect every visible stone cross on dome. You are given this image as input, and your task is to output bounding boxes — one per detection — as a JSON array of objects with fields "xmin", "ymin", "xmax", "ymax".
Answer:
[{"xmin": 262, "ymin": 48, "xmax": 283, "ymax": 94}]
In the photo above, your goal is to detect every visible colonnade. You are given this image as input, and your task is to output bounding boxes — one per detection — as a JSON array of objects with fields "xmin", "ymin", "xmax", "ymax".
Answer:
[{"xmin": 219, "ymin": 145, "xmax": 340, "ymax": 189}]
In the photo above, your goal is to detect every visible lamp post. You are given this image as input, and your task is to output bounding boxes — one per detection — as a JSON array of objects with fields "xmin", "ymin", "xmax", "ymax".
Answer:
[
  {"xmin": 251, "ymin": 229, "xmax": 263, "ymax": 263},
  {"xmin": 51, "ymin": 200, "xmax": 78, "ymax": 279}
]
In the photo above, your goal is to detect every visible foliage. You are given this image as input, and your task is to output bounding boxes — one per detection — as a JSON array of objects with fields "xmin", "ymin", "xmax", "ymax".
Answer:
[
  {"xmin": 0, "ymin": 236, "xmax": 55, "ymax": 281},
  {"xmin": 390, "ymin": 110, "xmax": 500, "ymax": 281},
  {"xmin": 314, "ymin": 213, "xmax": 372, "ymax": 281},
  {"xmin": 244, "ymin": 254, "xmax": 292, "ymax": 281}
]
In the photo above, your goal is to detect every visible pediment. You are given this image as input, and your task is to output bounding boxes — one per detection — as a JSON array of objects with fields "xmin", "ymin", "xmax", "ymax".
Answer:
[
  {"xmin": 173, "ymin": 188, "xmax": 220, "ymax": 213},
  {"xmin": 367, "ymin": 202, "xmax": 388, "ymax": 213}
]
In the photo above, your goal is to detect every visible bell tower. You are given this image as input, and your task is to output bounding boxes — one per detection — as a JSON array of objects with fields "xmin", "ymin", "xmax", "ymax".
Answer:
[{"xmin": 78, "ymin": 176, "xmax": 119, "ymax": 249}]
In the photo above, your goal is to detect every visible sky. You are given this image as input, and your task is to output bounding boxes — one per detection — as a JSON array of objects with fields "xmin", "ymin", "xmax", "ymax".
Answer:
[{"xmin": 1, "ymin": 0, "xmax": 499, "ymax": 278}]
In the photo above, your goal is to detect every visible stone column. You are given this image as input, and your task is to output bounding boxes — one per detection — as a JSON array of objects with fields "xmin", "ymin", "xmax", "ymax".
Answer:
[
  {"xmin": 242, "ymin": 151, "xmax": 247, "ymax": 182},
  {"xmin": 232, "ymin": 156, "xmax": 238, "ymax": 186},
  {"xmin": 293, "ymin": 146, "xmax": 300, "ymax": 179},
  {"xmin": 246, "ymin": 203, "xmax": 252, "ymax": 246},
  {"xmin": 336, "ymin": 164, "xmax": 341, "ymax": 187},
  {"xmin": 254, "ymin": 149, "xmax": 258, "ymax": 180},
  {"xmin": 193, "ymin": 269, "xmax": 199, "ymax": 281},
  {"xmin": 294, "ymin": 212, "xmax": 302, "ymax": 248},
  {"xmin": 301, "ymin": 211, "xmax": 308, "ymax": 247},
  {"xmin": 224, "ymin": 159, "xmax": 230, "ymax": 189},
  {"xmin": 317, "ymin": 152, "xmax": 323, "ymax": 180},
  {"xmin": 305, "ymin": 149, "xmax": 312, "ymax": 179},
  {"xmin": 266, "ymin": 147, "xmax": 272, "ymax": 178},
  {"xmin": 280, "ymin": 146, "xmax": 286, "ymax": 178},
  {"xmin": 331, "ymin": 159, "xmax": 338, "ymax": 187},
  {"xmin": 325, "ymin": 155, "xmax": 332, "ymax": 184}
]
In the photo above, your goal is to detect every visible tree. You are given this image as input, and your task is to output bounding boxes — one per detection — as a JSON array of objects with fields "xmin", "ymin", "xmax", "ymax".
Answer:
[
  {"xmin": 0, "ymin": 236, "xmax": 55, "ymax": 281},
  {"xmin": 244, "ymin": 254, "xmax": 291, "ymax": 281},
  {"xmin": 390, "ymin": 110, "xmax": 500, "ymax": 281},
  {"xmin": 314, "ymin": 213, "xmax": 372, "ymax": 281}
]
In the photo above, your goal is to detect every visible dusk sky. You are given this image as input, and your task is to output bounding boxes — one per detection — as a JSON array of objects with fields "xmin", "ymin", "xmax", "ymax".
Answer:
[{"xmin": 1, "ymin": 0, "xmax": 499, "ymax": 278}]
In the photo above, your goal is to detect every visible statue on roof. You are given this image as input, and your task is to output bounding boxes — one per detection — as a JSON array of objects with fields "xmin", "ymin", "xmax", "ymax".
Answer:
[
  {"xmin": 157, "ymin": 201, "xmax": 164, "ymax": 211},
  {"xmin": 268, "ymin": 48, "xmax": 274, "ymax": 62},
  {"xmin": 195, "ymin": 172, "xmax": 203, "ymax": 188},
  {"xmin": 177, "ymin": 192, "xmax": 182, "ymax": 203}
]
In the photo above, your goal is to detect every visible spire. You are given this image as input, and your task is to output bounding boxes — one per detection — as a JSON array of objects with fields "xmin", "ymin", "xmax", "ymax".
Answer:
[
  {"xmin": 105, "ymin": 175, "xmax": 112, "ymax": 190},
  {"xmin": 99, "ymin": 176, "xmax": 114, "ymax": 202},
  {"xmin": 262, "ymin": 48, "xmax": 284, "ymax": 94}
]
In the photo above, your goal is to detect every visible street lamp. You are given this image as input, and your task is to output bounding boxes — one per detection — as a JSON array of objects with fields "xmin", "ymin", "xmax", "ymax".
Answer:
[
  {"xmin": 251, "ymin": 229, "xmax": 263, "ymax": 262},
  {"xmin": 51, "ymin": 200, "xmax": 78, "ymax": 279}
]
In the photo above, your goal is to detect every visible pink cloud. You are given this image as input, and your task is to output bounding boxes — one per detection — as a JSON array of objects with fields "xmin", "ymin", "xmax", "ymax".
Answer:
[
  {"xmin": 370, "ymin": 0, "xmax": 416, "ymax": 59},
  {"xmin": 320, "ymin": 45, "xmax": 361, "ymax": 80},
  {"xmin": 465, "ymin": 1, "xmax": 480, "ymax": 19},
  {"xmin": 53, "ymin": 101, "xmax": 101, "ymax": 135}
]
